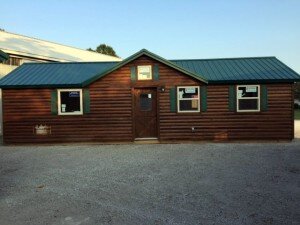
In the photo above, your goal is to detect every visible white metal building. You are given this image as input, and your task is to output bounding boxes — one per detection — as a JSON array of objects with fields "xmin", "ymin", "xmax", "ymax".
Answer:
[
  {"xmin": 0, "ymin": 30, "xmax": 121, "ymax": 77},
  {"xmin": 0, "ymin": 30, "xmax": 121, "ymax": 134}
]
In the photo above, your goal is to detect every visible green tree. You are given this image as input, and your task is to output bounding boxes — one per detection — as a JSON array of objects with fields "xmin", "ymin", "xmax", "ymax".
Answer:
[
  {"xmin": 86, "ymin": 48, "xmax": 94, "ymax": 52},
  {"xmin": 87, "ymin": 44, "xmax": 118, "ymax": 57}
]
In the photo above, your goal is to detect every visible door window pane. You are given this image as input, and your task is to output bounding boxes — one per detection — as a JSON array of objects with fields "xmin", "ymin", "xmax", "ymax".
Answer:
[{"xmin": 140, "ymin": 93, "xmax": 152, "ymax": 111}]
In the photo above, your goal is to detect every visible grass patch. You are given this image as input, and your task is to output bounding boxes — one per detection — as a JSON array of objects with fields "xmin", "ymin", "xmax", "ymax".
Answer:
[{"xmin": 295, "ymin": 109, "xmax": 300, "ymax": 120}]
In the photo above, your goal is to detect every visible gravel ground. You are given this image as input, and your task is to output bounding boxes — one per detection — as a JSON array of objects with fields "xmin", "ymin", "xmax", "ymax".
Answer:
[{"xmin": 0, "ymin": 142, "xmax": 299, "ymax": 225}]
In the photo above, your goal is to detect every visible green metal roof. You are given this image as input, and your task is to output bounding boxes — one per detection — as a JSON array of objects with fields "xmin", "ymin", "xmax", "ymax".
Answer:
[
  {"xmin": 0, "ymin": 49, "xmax": 299, "ymax": 89},
  {"xmin": 171, "ymin": 57, "xmax": 300, "ymax": 84},
  {"xmin": 0, "ymin": 49, "xmax": 9, "ymax": 62},
  {"xmin": 0, "ymin": 61, "xmax": 118, "ymax": 88}
]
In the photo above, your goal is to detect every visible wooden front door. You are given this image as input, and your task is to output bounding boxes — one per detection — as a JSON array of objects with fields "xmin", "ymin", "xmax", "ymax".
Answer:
[{"xmin": 134, "ymin": 88, "xmax": 158, "ymax": 139}]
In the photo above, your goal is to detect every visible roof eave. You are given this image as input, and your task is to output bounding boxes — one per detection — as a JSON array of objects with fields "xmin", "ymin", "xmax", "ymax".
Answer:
[
  {"xmin": 208, "ymin": 79, "xmax": 300, "ymax": 84},
  {"xmin": 0, "ymin": 50, "xmax": 9, "ymax": 62},
  {"xmin": 0, "ymin": 83, "xmax": 84, "ymax": 89}
]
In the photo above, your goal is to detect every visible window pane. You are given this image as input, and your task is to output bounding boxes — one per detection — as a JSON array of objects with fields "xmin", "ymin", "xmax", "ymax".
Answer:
[
  {"xmin": 178, "ymin": 87, "xmax": 198, "ymax": 99},
  {"xmin": 238, "ymin": 99, "xmax": 258, "ymax": 110},
  {"xmin": 238, "ymin": 86, "xmax": 258, "ymax": 98},
  {"xmin": 140, "ymin": 93, "xmax": 152, "ymax": 111},
  {"xmin": 60, "ymin": 91, "xmax": 81, "ymax": 113},
  {"xmin": 179, "ymin": 99, "xmax": 199, "ymax": 111},
  {"xmin": 138, "ymin": 66, "xmax": 152, "ymax": 80}
]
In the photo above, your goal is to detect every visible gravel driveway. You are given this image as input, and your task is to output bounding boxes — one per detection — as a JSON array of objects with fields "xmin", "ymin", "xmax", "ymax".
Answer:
[{"xmin": 0, "ymin": 142, "xmax": 299, "ymax": 225}]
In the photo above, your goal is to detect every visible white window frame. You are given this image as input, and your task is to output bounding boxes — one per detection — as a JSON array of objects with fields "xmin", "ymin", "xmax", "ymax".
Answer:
[
  {"xmin": 57, "ymin": 89, "xmax": 83, "ymax": 115},
  {"xmin": 177, "ymin": 86, "xmax": 200, "ymax": 113},
  {"xmin": 236, "ymin": 85, "xmax": 260, "ymax": 112},
  {"xmin": 137, "ymin": 65, "xmax": 152, "ymax": 80}
]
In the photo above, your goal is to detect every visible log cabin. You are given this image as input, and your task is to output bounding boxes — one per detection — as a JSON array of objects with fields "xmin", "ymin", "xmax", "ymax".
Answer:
[{"xmin": 0, "ymin": 49, "xmax": 299, "ymax": 144}]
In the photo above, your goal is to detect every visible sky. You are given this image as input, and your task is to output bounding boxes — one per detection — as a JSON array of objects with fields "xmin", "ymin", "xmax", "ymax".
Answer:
[{"xmin": 1, "ymin": 0, "xmax": 300, "ymax": 73}]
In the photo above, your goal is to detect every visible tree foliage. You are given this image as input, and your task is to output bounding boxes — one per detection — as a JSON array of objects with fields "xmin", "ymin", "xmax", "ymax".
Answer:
[{"xmin": 87, "ymin": 44, "xmax": 118, "ymax": 57}]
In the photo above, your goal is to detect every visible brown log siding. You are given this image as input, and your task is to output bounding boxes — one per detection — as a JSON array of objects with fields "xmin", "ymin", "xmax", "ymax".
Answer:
[
  {"xmin": 2, "ymin": 56, "xmax": 294, "ymax": 144},
  {"xmin": 160, "ymin": 84, "xmax": 293, "ymax": 141}
]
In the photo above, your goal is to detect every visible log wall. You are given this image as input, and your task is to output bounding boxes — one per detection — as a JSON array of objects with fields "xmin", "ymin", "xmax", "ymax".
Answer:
[{"xmin": 2, "ymin": 56, "xmax": 294, "ymax": 143}]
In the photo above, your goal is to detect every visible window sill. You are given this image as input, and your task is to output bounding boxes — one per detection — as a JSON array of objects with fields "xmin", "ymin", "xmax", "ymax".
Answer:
[
  {"xmin": 176, "ymin": 111, "xmax": 201, "ymax": 114},
  {"xmin": 236, "ymin": 110, "xmax": 261, "ymax": 113},
  {"xmin": 58, "ymin": 113, "xmax": 83, "ymax": 116}
]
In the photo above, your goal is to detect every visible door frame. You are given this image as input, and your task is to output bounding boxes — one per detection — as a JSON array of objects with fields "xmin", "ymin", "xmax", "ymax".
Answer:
[{"xmin": 132, "ymin": 86, "xmax": 160, "ymax": 141}]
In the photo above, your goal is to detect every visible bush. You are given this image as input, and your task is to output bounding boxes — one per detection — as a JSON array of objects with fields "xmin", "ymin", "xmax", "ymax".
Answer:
[{"xmin": 295, "ymin": 103, "xmax": 300, "ymax": 109}]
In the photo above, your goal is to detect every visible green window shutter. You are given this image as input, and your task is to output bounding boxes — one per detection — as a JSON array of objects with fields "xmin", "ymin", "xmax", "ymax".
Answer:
[
  {"xmin": 153, "ymin": 64, "xmax": 159, "ymax": 80},
  {"xmin": 169, "ymin": 87, "xmax": 176, "ymax": 112},
  {"xmin": 83, "ymin": 89, "xmax": 90, "ymax": 113},
  {"xmin": 260, "ymin": 85, "xmax": 268, "ymax": 111},
  {"xmin": 51, "ymin": 90, "xmax": 58, "ymax": 115},
  {"xmin": 228, "ymin": 85, "xmax": 236, "ymax": 112},
  {"xmin": 200, "ymin": 86, "xmax": 207, "ymax": 112},
  {"xmin": 130, "ymin": 66, "xmax": 136, "ymax": 82}
]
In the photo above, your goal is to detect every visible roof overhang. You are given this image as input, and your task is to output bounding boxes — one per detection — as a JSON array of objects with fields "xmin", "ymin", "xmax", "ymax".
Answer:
[
  {"xmin": 1, "ymin": 49, "xmax": 68, "ymax": 62},
  {"xmin": 208, "ymin": 79, "xmax": 300, "ymax": 84},
  {"xmin": 0, "ymin": 84, "xmax": 84, "ymax": 89},
  {"xmin": 0, "ymin": 49, "xmax": 9, "ymax": 62}
]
